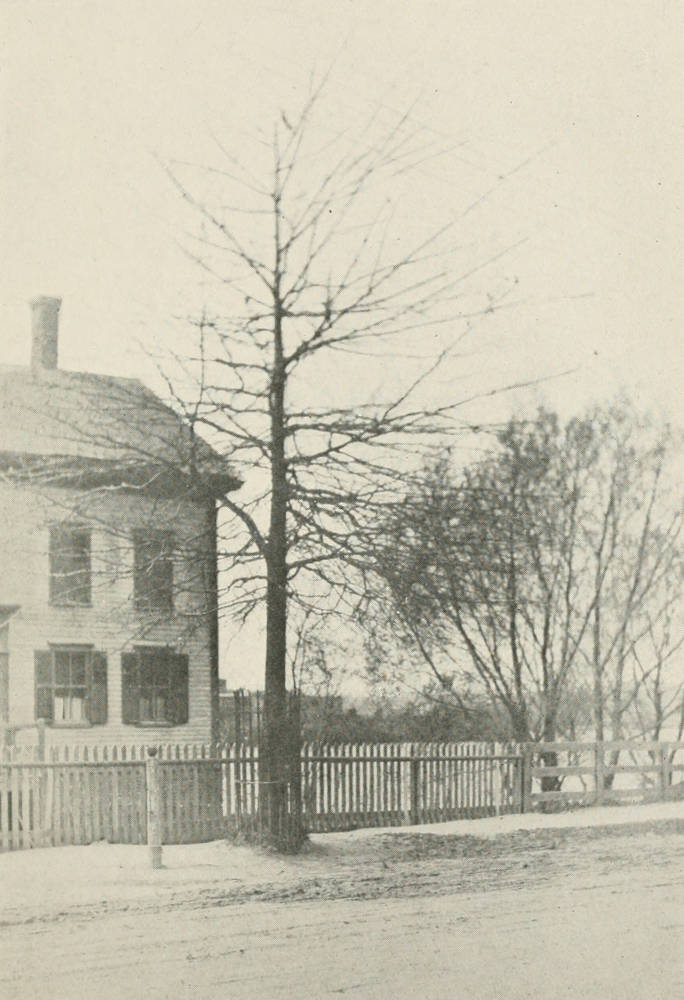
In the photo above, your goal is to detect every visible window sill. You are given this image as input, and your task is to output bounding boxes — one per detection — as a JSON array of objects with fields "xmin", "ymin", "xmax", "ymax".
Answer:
[
  {"xmin": 133, "ymin": 608, "xmax": 175, "ymax": 617},
  {"xmin": 127, "ymin": 721, "xmax": 181, "ymax": 728},
  {"xmin": 47, "ymin": 722, "xmax": 94, "ymax": 729},
  {"xmin": 49, "ymin": 603, "xmax": 93, "ymax": 610}
]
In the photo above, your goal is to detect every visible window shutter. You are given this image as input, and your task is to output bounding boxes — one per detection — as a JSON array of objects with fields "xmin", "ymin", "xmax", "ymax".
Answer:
[
  {"xmin": 121, "ymin": 651, "xmax": 140, "ymax": 725},
  {"xmin": 87, "ymin": 651, "xmax": 108, "ymax": 724},
  {"xmin": 167, "ymin": 652, "xmax": 189, "ymax": 725},
  {"xmin": 34, "ymin": 650, "xmax": 53, "ymax": 721}
]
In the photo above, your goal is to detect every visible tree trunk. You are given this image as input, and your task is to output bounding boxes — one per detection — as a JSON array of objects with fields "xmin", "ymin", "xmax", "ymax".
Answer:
[
  {"xmin": 206, "ymin": 500, "xmax": 221, "ymax": 744},
  {"xmin": 540, "ymin": 704, "xmax": 560, "ymax": 795},
  {"xmin": 261, "ymin": 540, "xmax": 291, "ymax": 842},
  {"xmin": 592, "ymin": 594, "xmax": 605, "ymax": 744},
  {"xmin": 593, "ymin": 671, "xmax": 604, "ymax": 743},
  {"xmin": 259, "ymin": 269, "xmax": 303, "ymax": 849}
]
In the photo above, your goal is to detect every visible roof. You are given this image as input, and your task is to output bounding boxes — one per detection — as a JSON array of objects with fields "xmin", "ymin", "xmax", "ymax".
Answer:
[
  {"xmin": 0, "ymin": 605, "xmax": 20, "ymax": 628},
  {"xmin": 0, "ymin": 365, "xmax": 241, "ymax": 498}
]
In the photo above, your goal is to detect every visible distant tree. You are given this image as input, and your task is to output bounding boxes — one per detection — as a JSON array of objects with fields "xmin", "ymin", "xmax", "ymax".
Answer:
[{"xmin": 572, "ymin": 404, "xmax": 683, "ymax": 746}]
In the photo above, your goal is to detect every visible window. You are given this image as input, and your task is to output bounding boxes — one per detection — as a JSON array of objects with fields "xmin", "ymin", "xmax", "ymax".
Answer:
[
  {"xmin": 121, "ymin": 646, "xmax": 188, "ymax": 726},
  {"xmin": 49, "ymin": 525, "xmax": 91, "ymax": 606},
  {"xmin": 133, "ymin": 530, "xmax": 174, "ymax": 612},
  {"xmin": 34, "ymin": 647, "xmax": 107, "ymax": 725}
]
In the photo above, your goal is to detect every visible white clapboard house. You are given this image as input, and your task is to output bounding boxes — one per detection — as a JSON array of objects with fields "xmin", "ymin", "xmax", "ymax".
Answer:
[{"xmin": 0, "ymin": 297, "xmax": 240, "ymax": 748}]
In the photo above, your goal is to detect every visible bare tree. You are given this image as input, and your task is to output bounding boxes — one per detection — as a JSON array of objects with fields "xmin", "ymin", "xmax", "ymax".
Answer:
[
  {"xmin": 630, "ymin": 578, "xmax": 684, "ymax": 742},
  {"xmin": 153, "ymin": 88, "xmax": 519, "ymax": 844},
  {"xmin": 574, "ymin": 405, "xmax": 683, "ymax": 749}
]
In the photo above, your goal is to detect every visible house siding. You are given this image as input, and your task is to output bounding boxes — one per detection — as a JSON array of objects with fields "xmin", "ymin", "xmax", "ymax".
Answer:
[{"xmin": 0, "ymin": 482, "xmax": 216, "ymax": 746}]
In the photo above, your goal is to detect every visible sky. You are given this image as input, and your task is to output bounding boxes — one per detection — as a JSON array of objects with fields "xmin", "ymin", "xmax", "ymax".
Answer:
[{"xmin": 1, "ymin": 0, "xmax": 683, "ymax": 687}]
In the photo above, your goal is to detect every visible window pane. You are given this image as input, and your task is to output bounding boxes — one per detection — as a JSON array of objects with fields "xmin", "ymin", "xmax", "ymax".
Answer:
[
  {"xmin": 54, "ymin": 690, "xmax": 69, "ymax": 721},
  {"xmin": 50, "ymin": 526, "xmax": 91, "ymax": 605},
  {"xmin": 133, "ymin": 531, "xmax": 173, "ymax": 612},
  {"xmin": 70, "ymin": 693, "xmax": 85, "ymax": 722},
  {"xmin": 138, "ymin": 650, "xmax": 154, "ymax": 686},
  {"xmin": 54, "ymin": 650, "xmax": 70, "ymax": 685},
  {"xmin": 154, "ymin": 692, "xmax": 166, "ymax": 720},
  {"xmin": 49, "ymin": 649, "xmax": 91, "ymax": 723},
  {"xmin": 70, "ymin": 652, "xmax": 87, "ymax": 685},
  {"xmin": 139, "ymin": 689, "xmax": 161, "ymax": 722},
  {"xmin": 151, "ymin": 649, "xmax": 167, "ymax": 687},
  {"xmin": 139, "ymin": 692, "xmax": 152, "ymax": 721},
  {"xmin": 54, "ymin": 689, "xmax": 86, "ymax": 722},
  {"xmin": 135, "ymin": 647, "xmax": 171, "ymax": 722}
]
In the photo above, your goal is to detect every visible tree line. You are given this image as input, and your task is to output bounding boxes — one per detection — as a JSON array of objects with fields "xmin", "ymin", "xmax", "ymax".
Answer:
[{"xmin": 365, "ymin": 403, "xmax": 682, "ymax": 745}]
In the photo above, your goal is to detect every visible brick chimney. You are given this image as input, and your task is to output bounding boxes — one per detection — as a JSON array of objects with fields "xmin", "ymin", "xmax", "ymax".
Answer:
[{"xmin": 30, "ymin": 296, "xmax": 61, "ymax": 371}]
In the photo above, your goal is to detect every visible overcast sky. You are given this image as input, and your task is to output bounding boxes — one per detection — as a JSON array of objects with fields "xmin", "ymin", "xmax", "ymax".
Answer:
[{"xmin": 2, "ymin": 1, "xmax": 682, "ymax": 686}]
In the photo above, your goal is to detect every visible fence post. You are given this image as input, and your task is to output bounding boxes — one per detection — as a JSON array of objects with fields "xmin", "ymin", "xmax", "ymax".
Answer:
[
  {"xmin": 410, "ymin": 745, "xmax": 420, "ymax": 825},
  {"xmin": 659, "ymin": 744, "xmax": 672, "ymax": 802},
  {"xmin": 146, "ymin": 747, "xmax": 163, "ymax": 869},
  {"xmin": 520, "ymin": 745, "xmax": 533, "ymax": 813},
  {"xmin": 399, "ymin": 743, "xmax": 411, "ymax": 825},
  {"xmin": 594, "ymin": 743, "xmax": 605, "ymax": 805}
]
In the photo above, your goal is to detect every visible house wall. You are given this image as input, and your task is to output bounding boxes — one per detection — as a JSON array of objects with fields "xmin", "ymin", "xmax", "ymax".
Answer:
[{"xmin": 0, "ymin": 482, "xmax": 218, "ymax": 746}]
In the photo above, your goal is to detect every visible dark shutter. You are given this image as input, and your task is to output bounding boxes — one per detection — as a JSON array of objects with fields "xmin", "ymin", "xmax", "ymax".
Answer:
[
  {"xmin": 34, "ymin": 650, "xmax": 53, "ymax": 721},
  {"xmin": 132, "ymin": 532, "xmax": 148, "ymax": 611},
  {"xmin": 87, "ymin": 651, "xmax": 108, "ymax": 724},
  {"xmin": 121, "ymin": 651, "xmax": 140, "ymax": 725},
  {"xmin": 167, "ymin": 652, "xmax": 189, "ymax": 725}
]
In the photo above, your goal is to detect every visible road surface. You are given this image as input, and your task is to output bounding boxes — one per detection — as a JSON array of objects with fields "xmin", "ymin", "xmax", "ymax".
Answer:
[{"xmin": 1, "ymin": 810, "xmax": 682, "ymax": 999}]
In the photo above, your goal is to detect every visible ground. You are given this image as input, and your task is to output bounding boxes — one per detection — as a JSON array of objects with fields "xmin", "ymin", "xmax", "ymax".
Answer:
[{"xmin": 1, "ymin": 803, "xmax": 682, "ymax": 999}]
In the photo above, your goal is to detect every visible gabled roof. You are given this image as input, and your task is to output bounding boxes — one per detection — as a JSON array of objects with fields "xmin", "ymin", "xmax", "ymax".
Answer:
[{"xmin": 0, "ymin": 365, "xmax": 241, "ymax": 498}]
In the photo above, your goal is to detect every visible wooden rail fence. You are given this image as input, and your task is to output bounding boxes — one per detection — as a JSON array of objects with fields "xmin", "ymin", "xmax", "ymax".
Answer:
[
  {"xmin": 1, "ymin": 740, "xmax": 681, "ymax": 852},
  {"xmin": 524, "ymin": 741, "xmax": 684, "ymax": 809}
]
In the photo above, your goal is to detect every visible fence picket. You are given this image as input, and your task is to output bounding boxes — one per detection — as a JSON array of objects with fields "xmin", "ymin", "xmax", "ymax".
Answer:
[
  {"xmin": 123, "ymin": 746, "xmax": 133, "ymax": 843},
  {"xmin": 0, "ymin": 765, "xmax": 8, "ymax": 851},
  {"xmin": 111, "ymin": 746, "xmax": 120, "ymax": 842}
]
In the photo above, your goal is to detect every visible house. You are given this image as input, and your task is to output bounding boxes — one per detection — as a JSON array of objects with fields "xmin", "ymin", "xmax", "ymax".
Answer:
[{"xmin": 0, "ymin": 296, "xmax": 240, "ymax": 747}]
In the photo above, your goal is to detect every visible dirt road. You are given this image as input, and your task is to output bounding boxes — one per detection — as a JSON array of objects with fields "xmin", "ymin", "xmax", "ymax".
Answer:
[{"xmin": 1, "ymin": 809, "xmax": 683, "ymax": 999}]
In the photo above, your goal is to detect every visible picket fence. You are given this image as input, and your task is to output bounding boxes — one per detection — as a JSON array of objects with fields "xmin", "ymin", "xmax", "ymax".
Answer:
[
  {"xmin": 4, "ymin": 740, "xmax": 680, "ymax": 853},
  {"xmin": 0, "ymin": 741, "xmax": 522, "ymax": 851}
]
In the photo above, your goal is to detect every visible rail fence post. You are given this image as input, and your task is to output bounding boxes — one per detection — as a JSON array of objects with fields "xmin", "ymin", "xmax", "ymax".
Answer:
[{"xmin": 146, "ymin": 747, "xmax": 163, "ymax": 869}]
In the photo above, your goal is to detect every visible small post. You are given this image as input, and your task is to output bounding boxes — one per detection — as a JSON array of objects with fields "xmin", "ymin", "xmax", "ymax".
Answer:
[
  {"xmin": 513, "ymin": 754, "xmax": 522, "ymax": 814},
  {"xmin": 146, "ymin": 747, "xmax": 163, "ymax": 869},
  {"xmin": 36, "ymin": 719, "xmax": 46, "ymax": 762},
  {"xmin": 659, "ymin": 744, "xmax": 671, "ymax": 802},
  {"xmin": 594, "ymin": 743, "xmax": 605, "ymax": 805}
]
